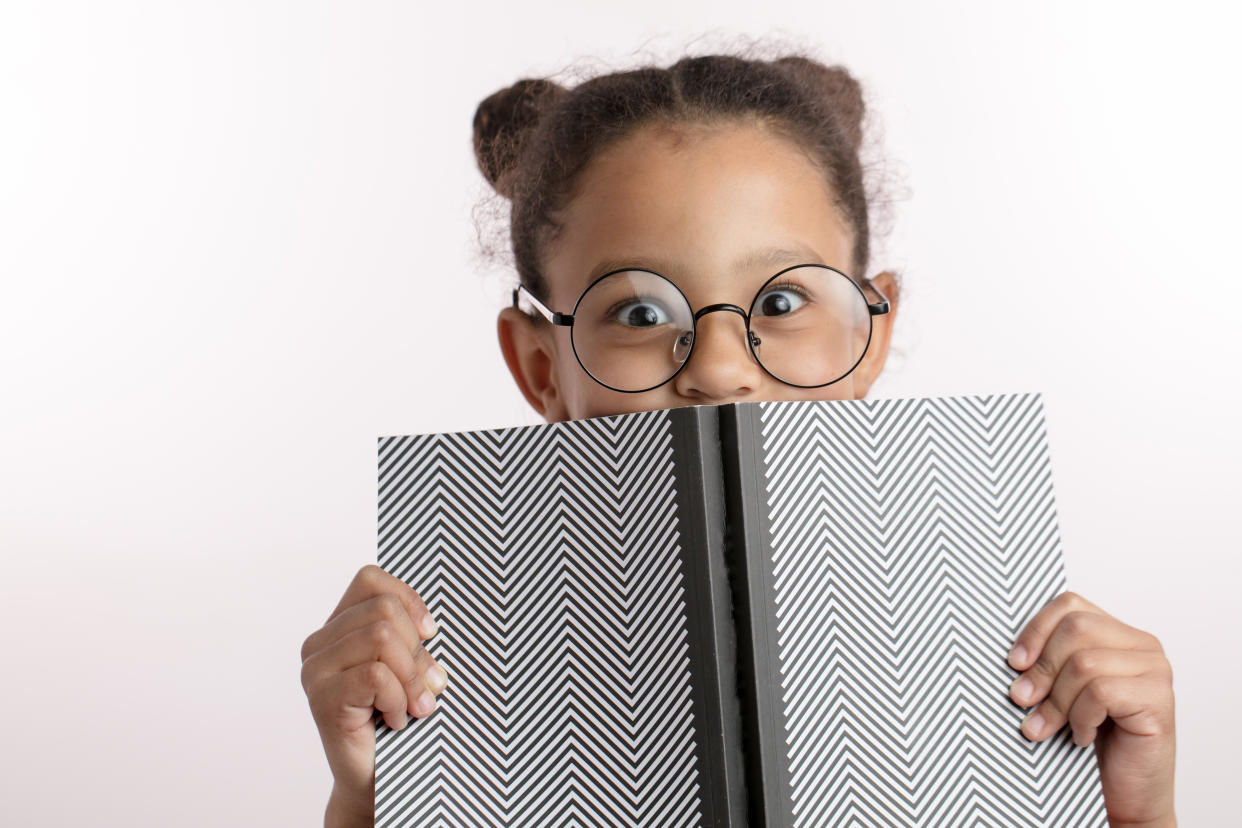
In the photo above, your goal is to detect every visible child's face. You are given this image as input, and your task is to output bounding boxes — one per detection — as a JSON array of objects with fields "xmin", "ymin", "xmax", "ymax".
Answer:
[{"xmin": 498, "ymin": 120, "xmax": 899, "ymax": 422}]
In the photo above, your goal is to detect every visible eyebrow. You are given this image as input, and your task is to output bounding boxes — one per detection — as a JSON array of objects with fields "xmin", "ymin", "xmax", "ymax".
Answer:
[{"xmin": 583, "ymin": 243, "xmax": 827, "ymax": 285}]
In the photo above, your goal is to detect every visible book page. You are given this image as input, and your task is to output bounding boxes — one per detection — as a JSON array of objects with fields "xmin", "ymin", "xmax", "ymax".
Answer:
[{"xmin": 752, "ymin": 393, "xmax": 1107, "ymax": 826}]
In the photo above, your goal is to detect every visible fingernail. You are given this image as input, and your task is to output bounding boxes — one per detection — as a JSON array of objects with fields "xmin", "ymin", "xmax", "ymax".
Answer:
[
  {"xmin": 414, "ymin": 690, "xmax": 435, "ymax": 716},
  {"xmin": 1009, "ymin": 676, "xmax": 1034, "ymax": 705},
  {"xmin": 394, "ymin": 711, "xmax": 408, "ymax": 730},
  {"xmin": 419, "ymin": 613, "xmax": 438, "ymax": 638},
  {"xmin": 1008, "ymin": 643, "xmax": 1027, "ymax": 669},
  {"xmin": 426, "ymin": 664, "xmax": 448, "ymax": 693},
  {"xmin": 1021, "ymin": 710, "xmax": 1045, "ymax": 740}
]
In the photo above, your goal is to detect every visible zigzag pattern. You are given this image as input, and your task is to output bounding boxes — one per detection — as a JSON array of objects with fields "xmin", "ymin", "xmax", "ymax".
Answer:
[
  {"xmin": 374, "ymin": 410, "xmax": 703, "ymax": 827},
  {"xmin": 758, "ymin": 393, "xmax": 1107, "ymax": 826}
]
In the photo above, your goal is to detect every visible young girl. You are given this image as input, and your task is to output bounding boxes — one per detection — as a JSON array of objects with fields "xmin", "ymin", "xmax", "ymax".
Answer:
[{"xmin": 299, "ymin": 48, "xmax": 1177, "ymax": 827}]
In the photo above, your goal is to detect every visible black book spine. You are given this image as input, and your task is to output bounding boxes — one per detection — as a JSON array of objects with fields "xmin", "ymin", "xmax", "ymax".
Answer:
[
  {"xmin": 668, "ymin": 406, "xmax": 748, "ymax": 828},
  {"xmin": 718, "ymin": 403, "xmax": 793, "ymax": 828}
]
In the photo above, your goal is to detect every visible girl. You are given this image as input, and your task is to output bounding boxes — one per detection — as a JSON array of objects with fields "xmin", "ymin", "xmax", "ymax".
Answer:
[{"xmin": 299, "ymin": 48, "xmax": 1176, "ymax": 827}]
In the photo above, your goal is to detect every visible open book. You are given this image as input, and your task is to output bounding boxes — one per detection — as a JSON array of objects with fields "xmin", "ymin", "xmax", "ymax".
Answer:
[{"xmin": 374, "ymin": 393, "xmax": 1107, "ymax": 827}]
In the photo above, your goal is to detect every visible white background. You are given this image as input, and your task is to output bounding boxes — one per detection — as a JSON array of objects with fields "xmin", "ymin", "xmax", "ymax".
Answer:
[{"xmin": 1, "ymin": 2, "xmax": 1238, "ymax": 825}]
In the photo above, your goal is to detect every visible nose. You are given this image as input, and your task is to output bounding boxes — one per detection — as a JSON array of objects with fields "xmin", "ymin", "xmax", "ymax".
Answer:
[{"xmin": 672, "ymin": 306, "xmax": 764, "ymax": 401}]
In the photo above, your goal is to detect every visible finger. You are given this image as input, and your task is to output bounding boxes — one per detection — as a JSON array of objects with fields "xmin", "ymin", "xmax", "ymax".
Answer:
[
  {"xmin": 1010, "ymin": 648, "xmax": 1165, "ymax": 733},
  {"xmin": 302, "ymin": 592, "xmax": 451, "ymax": 710},
  {"xmin": 332, "ymin": 564, "xmax": 436, "ymax": 637},
  {"xmin": 335, "ymin": 660, "xmax": 412, "ymax": 732},
  {"xmin": 304, "ymin": 565, "xmax": 437, "ymax": 662},
  {"xmin": 304, "ymin": 592, "xmax": 425, "ymax": 665},
  {"xmin": 1066, "ymin": 674, "xmax": 1173, "ymax": 746},
  {"xmin": 1010, "ymin": 613, "xmax": 1162, "ymax": 707},
  {"xmin": 302, "ymin": 618, "xmax": 431, "ymax": 715},
  {"xmin": 1021, "ymin": 674, "xmax": 1171, "ymax": 746},
  {"xmin": 1007, "ymin": 591, "xmax": 1109, "ymax": 671}
]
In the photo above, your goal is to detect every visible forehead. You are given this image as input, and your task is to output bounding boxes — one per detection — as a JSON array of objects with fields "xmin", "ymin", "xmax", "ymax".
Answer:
[{"xmin": 543, "ymin": 121, "xmax": 855, "ymax": 304}]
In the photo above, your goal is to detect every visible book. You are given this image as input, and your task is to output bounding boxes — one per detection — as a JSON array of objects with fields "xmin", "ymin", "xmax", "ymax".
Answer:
[{"xmin": 374, "ymin": 393, "xmax": 1107, "ymax": 827}]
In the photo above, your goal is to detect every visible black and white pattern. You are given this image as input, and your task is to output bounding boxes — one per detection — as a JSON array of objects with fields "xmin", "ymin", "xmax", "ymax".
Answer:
[
  {"xmin": 375, "ymin": 410, "xmax": 704, "ymax": 827},
  {"xmin": 756, "ymin": 393, "xmax": 1107, "ymax": 826}
]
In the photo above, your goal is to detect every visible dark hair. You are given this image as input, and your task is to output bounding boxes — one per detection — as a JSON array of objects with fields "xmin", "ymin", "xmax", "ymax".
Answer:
[{"xmin": 471, "ymin": 39, "xmax": 900, "ymax": 307}]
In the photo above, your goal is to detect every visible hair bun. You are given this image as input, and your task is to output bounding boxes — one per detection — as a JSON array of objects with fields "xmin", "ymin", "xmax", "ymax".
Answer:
[
  {"xmin": 473, "ymin": 78, "xmax": 567, "ymax": 200},
  {"xmin": 771, "ymin": 57, "xmax": 865, "ymax": 154}
]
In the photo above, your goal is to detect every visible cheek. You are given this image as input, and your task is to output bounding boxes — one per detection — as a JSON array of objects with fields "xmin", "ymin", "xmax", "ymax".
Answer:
[
  {"xmin": 814, "ymin": 375, "xmax": 859, "ymax": 401},
  {"xmin": 763, "ymin": 375, "xmax": 859, "ymax": 405},
  {"xmin": 555, "ymin": 341, "xmax": 865, "ymax": 420},
  {"xmin": 568, "ymin": 385, "xmax": 669, "ymax": 420},
  {"xmin": 553, "ymin": 334, "xmax": 674, "ymax": 419},
  {"xmin": 553, "ymin": 344, "xmax": 628, "ymax": 418}
]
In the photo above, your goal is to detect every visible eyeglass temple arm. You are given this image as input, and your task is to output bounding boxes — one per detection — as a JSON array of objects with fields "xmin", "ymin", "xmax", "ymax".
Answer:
[
  {"xmin": 513, "ymin": 284, "xmax": 575, "ymax": 326},
  {"xmin": 863, "ymin": 279, "xmax": 891, "ymax": 316}
]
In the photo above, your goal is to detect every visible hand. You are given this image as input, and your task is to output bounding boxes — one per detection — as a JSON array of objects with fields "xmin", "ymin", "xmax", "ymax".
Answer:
[
  {"xmin": 301, "ymin": 564, "xmax": 449, "ymax": 825},
  {"xmin": 1007, "ymin": 591, "xmax": 1176, "ymax": 827}
]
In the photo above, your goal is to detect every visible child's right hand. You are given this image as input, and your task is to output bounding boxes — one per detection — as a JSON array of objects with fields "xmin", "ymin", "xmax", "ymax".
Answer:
[{"xmin": 301, "ymin": 564, "xmax": 447, "ymax": 826}]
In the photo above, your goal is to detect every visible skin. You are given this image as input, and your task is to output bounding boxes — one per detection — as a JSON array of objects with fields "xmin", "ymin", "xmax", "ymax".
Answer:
[{"xmin": 301, "ymin": 121, "xmax": 1176, "ymax": 827}]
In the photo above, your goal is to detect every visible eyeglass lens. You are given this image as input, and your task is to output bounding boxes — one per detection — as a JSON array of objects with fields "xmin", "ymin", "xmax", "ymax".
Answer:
[{"xmin": 569, "ymin": 267, "xmax": 872, "ymax": 392}]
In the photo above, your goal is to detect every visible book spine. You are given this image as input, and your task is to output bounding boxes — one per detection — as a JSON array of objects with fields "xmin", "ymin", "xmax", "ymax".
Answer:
[
  {"xmin": 668, "ymin": 406, "xmax": 748, "ymax": 828},
  {"xmin": 718, "ymin": 403, "xmax": 793, "ymax": 828}
]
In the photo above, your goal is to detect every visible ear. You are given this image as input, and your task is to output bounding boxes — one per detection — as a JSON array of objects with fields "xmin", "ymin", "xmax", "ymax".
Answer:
[
  {"xmin": 497, "ymin": 306, "xmax": 570, "ymax": 422},
  {"xmin": 850, "ymin": 269, "xmax": 900, "ymax": 399}
]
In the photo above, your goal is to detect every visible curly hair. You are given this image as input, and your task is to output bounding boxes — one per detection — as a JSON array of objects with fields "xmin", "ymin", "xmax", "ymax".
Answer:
[{"xmin": 471, "ymin": 39, "xmax": 900, "ymax": 306}]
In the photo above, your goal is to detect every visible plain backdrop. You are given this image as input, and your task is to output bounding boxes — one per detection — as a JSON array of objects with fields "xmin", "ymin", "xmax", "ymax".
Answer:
[{"xmin": 1, "ymin": 2, "xmax": 1238, "ymax": 825}]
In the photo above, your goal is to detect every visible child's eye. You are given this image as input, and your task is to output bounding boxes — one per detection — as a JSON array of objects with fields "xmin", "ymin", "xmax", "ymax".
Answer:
[
  {"xmin": 755, "ymin": 286, "xmax": 808, "ymax": 316},
  {"xmin": 609, "ymin": 299, "xmax": 674, "ymax": 327}
]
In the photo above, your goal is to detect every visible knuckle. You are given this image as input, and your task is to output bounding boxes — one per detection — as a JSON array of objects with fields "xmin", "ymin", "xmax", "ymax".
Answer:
[
  {"xmin": 359, "ymin": 563, "xmax": 386, "ymax": 586},
  {"xmin": 362, "ymin": 660, "xmax": 389, "ymax": 689},
  {"xmin": 300, "ymin": 660, "xmax": 317, "ymax": 693},
  {"xmin": 376, "ymin": 592, "xmax": 406, "ymax": 623},
  {"xmin": 1066, "ymin": 649, "xmax": 1098, "ymax": 679},
  {"xmin": 368, "ymin": 619, "xmax": 397, "ymax": 649},
  {"xmin": 1154, "ymin": 655, "xmax": 1175, "ymax": 683},
  {"xmin": 300, "ymin": 631, "xmax": 318, "ymax": 663},
  {"xmin": 1084, "ymin": 676, "xmax": 1112, "ymax": 706},
  {"xmin": 1061, "ymin": 610, "xmax": 1093, "ymax": 639},
  {"xmin": 1160, "ymin": 675, "xmax": 1175, "ymax": 702},
  {"xmin": 1054, "ymin": 590, "xmax": 1081, "ymax": 610}
]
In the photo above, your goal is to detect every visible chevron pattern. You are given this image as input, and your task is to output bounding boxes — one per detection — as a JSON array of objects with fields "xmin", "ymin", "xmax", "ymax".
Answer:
[
  {"xmin": 374, "ymin": 410, "xmax": 704, "ymax": 827},
  {"xmin": 757, "ymin": 393, "xmax": 1107, "ymax": 826}
]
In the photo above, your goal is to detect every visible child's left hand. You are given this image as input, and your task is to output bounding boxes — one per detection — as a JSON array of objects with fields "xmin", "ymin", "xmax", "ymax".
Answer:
[{"xmin": 1007, "ymin": 591, "xmax": 1176, "ymax": 827}]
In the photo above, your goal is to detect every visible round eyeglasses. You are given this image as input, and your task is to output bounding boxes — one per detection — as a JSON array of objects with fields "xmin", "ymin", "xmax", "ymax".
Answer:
[{"xmin": 513, "ymin": 263, "xmax": 891, "ymax": 394}]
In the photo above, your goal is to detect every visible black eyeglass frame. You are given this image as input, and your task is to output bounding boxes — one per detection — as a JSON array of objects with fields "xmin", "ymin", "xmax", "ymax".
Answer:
[{"xmin": 512, "ymin": 262, "xmax": 892, "ymax": 394}]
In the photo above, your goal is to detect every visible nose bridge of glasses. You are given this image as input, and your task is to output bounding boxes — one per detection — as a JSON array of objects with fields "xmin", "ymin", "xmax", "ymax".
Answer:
[
  {"xmin": 685, "ymin": 302, "xmax": 761, "ymax": 361},
  {"xmin": 692, "ymin": 303, "xmax": 749, "ymax": 323}
]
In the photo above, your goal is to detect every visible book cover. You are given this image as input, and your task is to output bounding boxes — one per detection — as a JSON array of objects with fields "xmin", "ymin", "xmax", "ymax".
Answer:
[{"xmin": 374, "ymin": 392, "xmax": 1107, "ymax": 827}]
